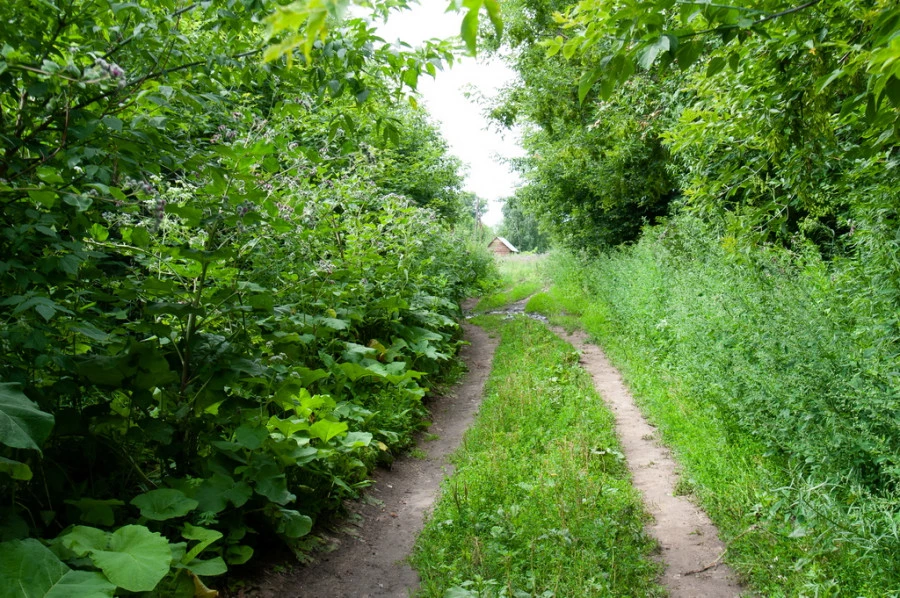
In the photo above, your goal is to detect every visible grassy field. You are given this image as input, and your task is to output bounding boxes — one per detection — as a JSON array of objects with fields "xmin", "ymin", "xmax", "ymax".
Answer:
[{"xmin": 411, "ymin": 314, "xmax": 663, "ymax": 597}]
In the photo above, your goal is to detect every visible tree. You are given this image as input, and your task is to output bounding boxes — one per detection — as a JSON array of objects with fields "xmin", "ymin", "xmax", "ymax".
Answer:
[
  {"xmin": 499, "ymin": 193, "xmax": 550, "ymax": 252},
  {"xmin": 544, "ymin": 0, "xmax": 900, "ymax": 249},
  {"xmin": 485, "ymin": 0, "xmax": 681, "ymax": 252},
  {"xmin": 370, "ymin": 108, "xmax": 467, "ymax": 221}
]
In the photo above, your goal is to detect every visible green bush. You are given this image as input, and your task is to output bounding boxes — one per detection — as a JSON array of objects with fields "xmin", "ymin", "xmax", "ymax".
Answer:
[{"xmin": 0, "ymin": 1, "xmax": 494, "ymax": 593}]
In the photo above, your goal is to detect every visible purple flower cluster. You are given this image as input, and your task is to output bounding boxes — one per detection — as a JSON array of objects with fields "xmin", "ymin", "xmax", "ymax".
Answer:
[
  {"xmin": 123, "ymin": 178, "xmax": 155, "ymax": 195},
  {"xmin": 95, "ymin": 58, "xmax": 126, "ymax": 87},
  {"xmin": 211, "ymin": 125, "xmax": 237, "ymax": 144},
  {"xmin": 155, "ymin": 198, "xmax": 167, "ymax": 221},
  {"xmin": 275, "ymin": 202, "xmax": 294, "ymax": 218}
]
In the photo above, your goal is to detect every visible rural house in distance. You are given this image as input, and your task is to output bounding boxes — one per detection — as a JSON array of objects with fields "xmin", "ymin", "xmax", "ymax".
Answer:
[{"xmin": 488, "ymin": 236, "xmax": 519, "ymax": 256}]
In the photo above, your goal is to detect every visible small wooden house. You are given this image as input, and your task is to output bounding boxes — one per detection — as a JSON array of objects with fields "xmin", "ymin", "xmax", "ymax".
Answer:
[{"xmin": 488, "ymin": 236, "xmax": 519, "ymax": 256}]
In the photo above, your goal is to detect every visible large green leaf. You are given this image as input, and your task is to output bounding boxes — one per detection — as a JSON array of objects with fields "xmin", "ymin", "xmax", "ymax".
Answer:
[
  {"xmin": 192, "ymin": 474, "xmax": 252, "ymax": 513},
  {"xmin": 0, "ymin": 538, "xmax": 67, "ymax": 598},
  {"xmin": 88, "ymin": 525, "xmax": 171, "ymax": 592},
  {"xmin": 0, "ymin": 539, "xmax": 115, "ymax": 598},
  {"xmin": 0, "ymin": 456, "xmax": 32, "ymax": 481},
  {"xmin": 233, "ymin": 424, "xmax": 268, "ymax": 450},
  {"xmin": 44, "ymin": 572, "xmax": 116, "ymax": 598},
  {"xmin": 253, "ymin": 463, "xmax": 296, "ymax": 505},
  {"xmin": 0, "ymin": 383, "xmax": 54, "ymax": 453},
  {"xmin": 460, "ymin": 4, "xmax": 482, "ymax": 55},
  {"xmin": 181, "ymin": 524, "xmax": 222, "ymax": 564},
  {"xmin": 275, "ymin": 509, "xmax": 313, "ymax": 539},
  {"xmin": 308, "ymin": 420, "xmax": 348, "ymax": 443},
  {"xmin": 64, "ymin": 499, "xmax": 124, "ymax": 527},
  {"xmin": 224, "ymin": 545, "xmax": 254, "ymax": 565},
  {"xmin": 338, "ymin": 362, "xmax": 383, "ymax": 381},
  {"xmin": 183, "ymin": 557, "xmax": 227, "ymax": 576},
  {"xmin": 130, "ymin": 489, "xmax": 199, "ymax": 521},
  {"xmin": 56, "ymin": 526, "xmax": 108, "ymax": 558},
  {"xmin": 341, "ymin": 431, "xmax": 372, "ymax": 449}
]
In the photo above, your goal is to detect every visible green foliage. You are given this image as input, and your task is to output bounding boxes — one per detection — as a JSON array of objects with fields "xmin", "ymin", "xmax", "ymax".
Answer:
[
  {"xmin": 266, "ymin": 0, "xmax": 503, "ymax": 61},
  {"xmin": 371, "ymin": 108, "xmax": 468, "ymax": 221},
  {"xmin": 0, "ymin": 526, "xmax": 174, "ymax": 597},
  {"xmin": 491, "ymin": 0, "xmax": 900, "ymax": 261},
  {"xmin": 130, "ymin": 490, "xmax": 199, "ymax": 522},
  {"xmin": 497, "ymin": 194, "xmax": 549, "ymax": 253},
  {"xmin": 0, "ymin": 0, "xmax": 497, "ymax": 592},
  {"xmin": 551, "ymin": 0, "xmax": 900, "ymax": 149},
  {"xmin": 473, "ymin": 282, "xmax": 542, "ymax": 313},
  {"xmin": 486, "ymin": 0, "xmax": 900, "ymax": 593},
  {"xmin": 0, "ymin": 383, "xmax": 55, "ymax": 480},
  {"xmin": 488, "ymin": 0, "xmax": 679, "ymax": 252},
  {"xmin": 412, "ymin": 316, "xmax": 662, "ymax": 597},
  {"xmin": 82, "ymin": 526, "xmax": 172, "ymax": 592},
  {"xmin": 471, "ymin": 255, "xmax": 548, "ymax": 312},
  {"xmin": 0, "ymin": 539, "xmax": 115, "ymax": 598},
  {"xmin": 538, "ymin": 221, "xmax": 900, "ymax": 594},
  {"xmin": 521, "ymin": 0, "xmax": 900, "ymax": 250}
]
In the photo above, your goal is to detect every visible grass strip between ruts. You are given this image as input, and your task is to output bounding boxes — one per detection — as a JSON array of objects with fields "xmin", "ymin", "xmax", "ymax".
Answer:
[{"xmin": 411, "ymin": 315, "xmax": 663, "ymax": 598}]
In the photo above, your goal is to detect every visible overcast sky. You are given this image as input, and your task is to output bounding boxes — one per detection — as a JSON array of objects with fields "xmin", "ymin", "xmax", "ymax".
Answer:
[{"xmin": 374, "ymin": 2, "xmax": 523, "ymax": 226}]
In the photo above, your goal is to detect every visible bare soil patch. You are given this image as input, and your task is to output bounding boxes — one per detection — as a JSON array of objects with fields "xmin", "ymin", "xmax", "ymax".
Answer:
[
  {"xmin": 550, "ymin": 326, "xmax": 747, "ymax": 598},
  {"xmin": 241, "ymin": 323, "xmax": 497, "ymax": 598}
]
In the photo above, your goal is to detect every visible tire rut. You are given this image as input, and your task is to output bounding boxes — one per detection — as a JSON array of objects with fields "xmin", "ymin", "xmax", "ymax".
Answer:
[{"xmin": 548, "ymin": 326, "xmax": 746, "ymax": 598}]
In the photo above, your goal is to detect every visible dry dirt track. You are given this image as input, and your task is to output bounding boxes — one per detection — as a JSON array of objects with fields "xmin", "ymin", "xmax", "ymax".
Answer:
[{"xmin": 549, "ymin": 325, "xmax": 746, "ymax": 598}]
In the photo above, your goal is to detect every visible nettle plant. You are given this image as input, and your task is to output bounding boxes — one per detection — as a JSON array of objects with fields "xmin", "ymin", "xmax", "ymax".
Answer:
[{"xmin": 0, "ymin": 0, "xmax": 497, "ymax": 594}]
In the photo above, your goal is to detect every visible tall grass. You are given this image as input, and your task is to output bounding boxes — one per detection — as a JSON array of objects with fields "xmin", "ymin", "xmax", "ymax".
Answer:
[
  {"xmin": 412, "ymin": 316, "xmax": 663, "ymax": 597},
  {"xmin": 494, "ymin": 255, "xmax": 548, "ymax": 288},
  {"xmin": 536, "ymin": 216, "xmax": 900, "ymax": 596}
]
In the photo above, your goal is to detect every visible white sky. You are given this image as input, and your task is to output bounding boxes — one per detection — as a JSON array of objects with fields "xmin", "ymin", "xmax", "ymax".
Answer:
[{"xmin": 374, "ymin": 2, "xmax": 523, "ymax": 226}]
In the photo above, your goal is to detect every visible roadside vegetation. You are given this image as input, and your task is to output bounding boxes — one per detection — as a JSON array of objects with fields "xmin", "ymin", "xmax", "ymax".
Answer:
[
  {"xmin": 0, "ymin": 2, "xmax": 500, "ymax": 595},
  {"xmin": 412, "ymin": 313, "xmax": 663, "ymax": 598},
  {"xmin": 488, "ymin": 0, "xmax": 900, "ymax": 595},
  {"xmin": 4, "ymin": 0, "xmax": 900, "ymax": 595},
  {"xmin": 473, "ymin": 257, "xmax": 548, "ymax": 312},
  {"xmin": 526, "ymin": 240, "xmax": 900, "ymax": 596}
]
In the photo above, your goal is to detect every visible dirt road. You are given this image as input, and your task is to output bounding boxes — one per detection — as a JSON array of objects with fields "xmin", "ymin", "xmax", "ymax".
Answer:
[{"xmin": 239, "ymin": 309, "xmax": 746, "ymax": 597}]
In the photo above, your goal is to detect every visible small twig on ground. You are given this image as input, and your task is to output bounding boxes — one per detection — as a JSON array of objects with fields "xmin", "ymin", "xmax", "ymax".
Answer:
[
  {"xmin": 683, "ymin": 524, "xmax": 757, "ymax": 576},
  {"xmin": 683, "ymin": 553, "xmax": 726, "ymax": 576}
]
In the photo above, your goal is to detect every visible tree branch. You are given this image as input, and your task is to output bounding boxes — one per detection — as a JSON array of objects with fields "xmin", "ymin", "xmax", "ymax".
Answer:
[
  {"xmin": 102, "ymin": 3, "xmax": 199, "ymax": 61},
  {"xmin": 682, "ymin": 0, "xmax": 823, "ymax": 39},
  {"xmin": 755, "ymin": 0, "xmax": 822, "ymax": 26},
  {"xmin": 4, "ymin": 49, "xmax": 262, "ymax": 179}
]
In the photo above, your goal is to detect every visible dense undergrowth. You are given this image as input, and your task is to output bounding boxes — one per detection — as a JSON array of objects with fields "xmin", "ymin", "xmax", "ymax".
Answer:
[
  {"xmin": 412, "ymin": 314, "xmax": 663, "ymax": 598},
  {"xmin": 528, "ymin": 220, "xmax": 900, "ymax": 596},
  {"xmin": 0, "ymin": 1, "xmax": 500, "ymax": 595}
]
